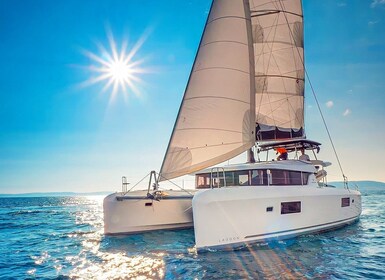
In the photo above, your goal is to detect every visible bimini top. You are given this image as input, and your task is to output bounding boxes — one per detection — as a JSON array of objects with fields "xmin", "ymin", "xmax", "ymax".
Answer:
[{"xmin": 258, "ymin": 139, "xmax": 321, "ymax": 153}]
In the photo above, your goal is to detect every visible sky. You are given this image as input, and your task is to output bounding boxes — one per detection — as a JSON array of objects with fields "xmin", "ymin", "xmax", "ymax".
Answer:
[{"xmin": 0, "ymin": 0, "xmax": 384, "ymax": 194}]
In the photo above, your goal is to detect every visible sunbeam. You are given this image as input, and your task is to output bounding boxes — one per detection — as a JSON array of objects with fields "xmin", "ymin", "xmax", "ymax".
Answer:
[{"xmin": 80, "ymin": 28, "xmax": 151, "ymax": 103}]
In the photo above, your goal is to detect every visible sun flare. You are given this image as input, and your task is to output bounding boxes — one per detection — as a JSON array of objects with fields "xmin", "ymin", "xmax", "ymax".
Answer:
[{"xmin": 80, "ymin": 29, "xmax": 150, "ymax": 102}]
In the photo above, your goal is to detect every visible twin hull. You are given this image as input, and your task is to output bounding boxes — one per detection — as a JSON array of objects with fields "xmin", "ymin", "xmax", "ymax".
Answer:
[
  {"xmin": 193, "ymin": 186, "xmax": 361, "ymax": 250},
  {"xmin": 104, "ymin": 186, "xmax": 361, "ymax": 251},
  {"xmin": 103, "ymin": 190, "xmax": 195, "ymax": 235}
]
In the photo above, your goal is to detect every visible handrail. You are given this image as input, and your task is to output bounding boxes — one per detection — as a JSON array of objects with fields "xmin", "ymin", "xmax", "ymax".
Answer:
[
  {"xmin": 210, "ymin": 167, "xmax": 226, "ymax": 189},
  {"xmin": 122, "ymin": 176, "xmax": 130, "ymax": 193}
]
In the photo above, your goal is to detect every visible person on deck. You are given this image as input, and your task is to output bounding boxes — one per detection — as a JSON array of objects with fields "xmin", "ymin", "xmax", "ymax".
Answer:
[
  {"xmin": 276, "ymin": 147, "xmax": 288, "ymax": 160},
  {"xmin": 299, "ymin": 148, "xmax": 310, "ymax": 161}
]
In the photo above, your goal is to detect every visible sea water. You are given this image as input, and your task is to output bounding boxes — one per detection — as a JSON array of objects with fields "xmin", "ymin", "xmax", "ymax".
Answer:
[{"xmin": 0, "ymin": 186, "xmax": 384, "ymax": 279}]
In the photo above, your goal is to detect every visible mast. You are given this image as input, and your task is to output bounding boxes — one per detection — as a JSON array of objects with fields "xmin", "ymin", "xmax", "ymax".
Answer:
[{"xmin": 245, "ymin": 0, "xmax": 256, "ymax": 163}]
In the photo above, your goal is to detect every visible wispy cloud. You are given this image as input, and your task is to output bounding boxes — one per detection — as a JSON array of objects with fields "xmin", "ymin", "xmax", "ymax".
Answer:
[
  {"xmin": 326, "ymin": 101, "xmax": 334, "ymax": 108},
  {"xmin": 343, "ymin": 109, "xmax": 351, "ymax": 116},
  {"xmin": 347, "ymin": 89, "xmax": 353, "ymax": 94},
  {"xmin": 337, "ymin": 2, "xmax": 346, "ymax": 7},
  {"xmin": 371, "ymin": 0, "xmax": 385, "ymax": 8},
  {"xmin": 368, "ymin": 20, "xmax": 380, "ymax": 26}
]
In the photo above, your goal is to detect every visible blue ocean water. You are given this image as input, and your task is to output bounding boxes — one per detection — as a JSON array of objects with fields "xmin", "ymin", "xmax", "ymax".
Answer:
[{"xmin": 0, "ymin": 186, "xmax": 384, "ymax": 279}]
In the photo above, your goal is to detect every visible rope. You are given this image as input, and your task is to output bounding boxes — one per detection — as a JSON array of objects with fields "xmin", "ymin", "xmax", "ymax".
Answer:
[
  {"xmin": 277, "ymin": 0, "xmax": 348, "ymax": 188},
  {"xmin": 156, "ymin": 172, "xmax": 195, "ymax": 196},
  {"xmin": 124, "ymin": 172, "xmax": 151, "ymax": 194}
]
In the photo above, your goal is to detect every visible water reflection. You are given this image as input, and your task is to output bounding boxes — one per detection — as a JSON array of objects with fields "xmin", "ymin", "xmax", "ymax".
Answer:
[
  {"xmin": 68, "ymin": 196, "xmax": 166, "ymax": 279},
  {"xmin": 69, "ymin": 250, "xmax": 165, "ymax": 279},
  {"xmin": 65, "ymin": 192, "xmax": 383, "ymax": 279}
]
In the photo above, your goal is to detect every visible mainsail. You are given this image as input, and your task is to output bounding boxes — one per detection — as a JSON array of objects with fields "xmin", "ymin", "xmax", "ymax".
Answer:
[
  {"xmin": 159, "ymin": 0, "xmax": 305, "ymax": 181},
  {"xmin": 159, "ymin": 0, "xmax": 256, "ymax": 181},
  {"xmin": 250, "ymin": 0, "xmax": 305, "ymax": 141}
]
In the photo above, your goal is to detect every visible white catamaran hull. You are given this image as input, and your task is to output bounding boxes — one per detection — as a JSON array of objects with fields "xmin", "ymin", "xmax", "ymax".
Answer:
[
  {"xmin": 104, "ymin": 190, "xmax": 196, "ymax": 235},
  {"xmin": 193, "ymin": 186, "xmax": 361, "ymax": 251}
]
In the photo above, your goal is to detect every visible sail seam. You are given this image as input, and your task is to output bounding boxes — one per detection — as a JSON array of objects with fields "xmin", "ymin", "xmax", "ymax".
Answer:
[
  {"xmin": 201, "ymin": 40, "xmax": 248, "ymax": 48},
  {"xmin": 207, "ymin": 16, "xmax": 247, "ymax": 25},
  {"xmin": 184, "ymin": 96, "xmax": 250, "ymax": 105},
  {"xmin": 166, "ymin": 141, "xmax": 246, "ymax": 153},
  {"xmin": 176, "ymin": 128, "xmax": 243, "ymax": 134},
  {"xmin": 193, "ymin": 67, "xmax": 249, "ymax": 75}
]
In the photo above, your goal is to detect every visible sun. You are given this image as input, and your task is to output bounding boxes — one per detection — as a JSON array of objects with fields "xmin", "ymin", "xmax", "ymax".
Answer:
[
  {"xmin": 109, "ymin": 60, "xmax": 132, "ymax": 82},
  {"xmin": 80, "ymin": 29, "xmax": 149, "ymax": 102}
]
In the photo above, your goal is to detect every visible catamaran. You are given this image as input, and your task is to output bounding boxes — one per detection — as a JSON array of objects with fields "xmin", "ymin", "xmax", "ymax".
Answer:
[{"xmin": 103, "ymin": 0, "xmax": 362, "ymax": 251}]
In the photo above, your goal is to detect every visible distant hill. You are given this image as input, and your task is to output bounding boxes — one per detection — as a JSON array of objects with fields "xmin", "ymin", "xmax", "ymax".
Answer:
[
  {"xmin": 0, "ymin": 191, "xmax": 115, "ymax": 198},
  {"xmin": 1, "ymin": 181, "xmax": 383, "ymax": 197},
  {"xmin": 330, "ymin": 180, "xmax": 385, "ymax": 189}
]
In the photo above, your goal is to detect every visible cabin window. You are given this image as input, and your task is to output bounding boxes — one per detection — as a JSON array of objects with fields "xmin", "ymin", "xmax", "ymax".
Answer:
[
  {"xmin": 223, "ymin": 170, "xmax": 249, "ymax": 186},
  {"xmin": 281, "ymin": 201, "xmax": 301, "ymax": 214},
  {"xmin": 196, "ymin": 173, "xmax": 211, "ymax": 189},
  {"xmin": 250, "ymin": 169, "xmax": 268, "ymax": 186},
  {"xmin": 238, "ymin": 174, "xmax": 248, "ymax": 185},
  {"xmin": 197, "ymin": 169, "xmax": 310, "ymax": 188},
  {"xmin": 196, "ymin": 170, "xmax": 250, "ymax": 188},
  {"xmin": 341, "ymin": 197, "xmax": 350, "ymax": 207},
  {"xmin": 289, "ymin": 171, "xmax": 302, "ymax": 185},
  {"xmin": 270, "ymin": 169, "xmax": 309, "ymax": 186},
  {"xmin": 271, "ymin": 170, "xmax": 287, "ymax": 185},
  {"xmin": 301, "ymin": 173, "xmax": 310, "ymax": 185}
]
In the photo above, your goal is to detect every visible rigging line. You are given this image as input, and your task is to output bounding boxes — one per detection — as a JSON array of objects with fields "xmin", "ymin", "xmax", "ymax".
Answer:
[
  {"xmin": 250, "ymin": 9, "xmax": 303, "ymax": 18},
  {"xmin": 255, "ymin": 74, "xmax": 304, "ymax": 81},
  {"xmin": 156, "ymin": 172, "xmax": 195, "ymax": 195},
  {"xmin": 266, "ymin": 36, "xmax": 301, "ymax": 130},
  {"xmin": 125, "ymin": 172, "xmax": 151, "ymax": 194},
  {"xmin": 255, "ymin": 8, "xmax": 280, "ymax": 127},
  {"xmin": 277, "ymin": 0, "xmax": 347, "ymax": 182},
  {"xmin": 266, "ymin": 1, "xmax": 303, "ymax": 130}
]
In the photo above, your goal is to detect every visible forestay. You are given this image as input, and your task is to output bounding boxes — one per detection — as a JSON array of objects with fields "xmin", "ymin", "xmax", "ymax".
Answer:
[{"xmin": 159, "ymin": 0, "xmax": 256, "ymax": 181}]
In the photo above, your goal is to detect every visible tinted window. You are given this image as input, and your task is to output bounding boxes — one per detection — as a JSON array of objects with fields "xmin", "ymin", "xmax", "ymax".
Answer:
[
  {"xmin": 289, "ymin": 171, "xmax": 302, "ymax": 185},
  {"xmin": 281, "ymin": 201, "xmax": 301, "ymax": 214},
  {"xmin": 233, "ymin": 170, "xmax": 249, "ymax": 186},
  {"xmin": 341, "ymin": 197, "xmax": 350, "ymax": 207},
  {"xmin": 271, "ymin": 170, "xmax": 309, "ymax": 186},
  {"xmin": 251, "ymin": 169, "xmax": 268, "ymax": 186},
  {"xmin": 271, "ymin": 170, "xmax": 287, "ymax": 185},
  {"xmin": 302, "ymin": 173, "xmax": 310, "ymax": 185},
  {"xmin": 196, "ymin": 173, "xmax": 211, "ymax": 189}
]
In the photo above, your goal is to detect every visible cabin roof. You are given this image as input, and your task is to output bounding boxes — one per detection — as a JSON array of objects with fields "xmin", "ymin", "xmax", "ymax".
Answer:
[{"xmin": 196, "ymin": 160, "xmax": 317, "ymax": 174}]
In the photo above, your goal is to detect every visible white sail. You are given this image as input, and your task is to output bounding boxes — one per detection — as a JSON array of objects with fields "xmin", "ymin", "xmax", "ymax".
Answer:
[
  {"xmin": 159, "ymin": 0, "xmax": 256, "ymax": 181},
  {"xmin": 250, "ymin": 0, "xmax": 305, "ymax": 141}
]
